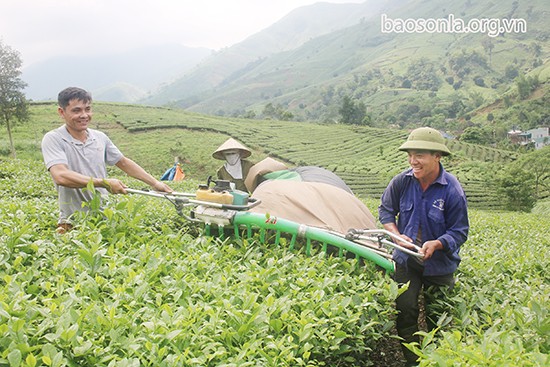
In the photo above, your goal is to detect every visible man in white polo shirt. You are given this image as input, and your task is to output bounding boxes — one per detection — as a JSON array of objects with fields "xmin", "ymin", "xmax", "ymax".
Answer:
[{"xmin": 41, "ymin": 87, "xmax": 172, "ymax": 232}]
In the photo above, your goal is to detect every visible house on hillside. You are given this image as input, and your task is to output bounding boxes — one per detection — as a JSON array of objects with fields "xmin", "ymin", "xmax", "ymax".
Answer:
[
  {"xmin": 508, "ymin": 127, "xmax": 550, "ymax": 149},
  {"xmin": 507, "ymin": 129, "xmax": 531, "ymax": 145},
  {"xmin": 527, "ymin": 127, "xmax": 550, "ymax": 149}
]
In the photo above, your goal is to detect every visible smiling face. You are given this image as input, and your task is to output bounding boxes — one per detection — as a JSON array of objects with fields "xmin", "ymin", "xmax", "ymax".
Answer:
[
  {"xmin": 58, "ymin": 98, "xmax": 93, "ymax": 139},
  {"xmin": 407, "ymin": 150, "xmax": 441, "ymax": 187}
]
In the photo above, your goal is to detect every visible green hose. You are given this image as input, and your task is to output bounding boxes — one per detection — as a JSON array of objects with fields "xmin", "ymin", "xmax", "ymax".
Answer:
[{"xmin": 232, "ymin": 212, "xmax": 395, "ymax": 273}]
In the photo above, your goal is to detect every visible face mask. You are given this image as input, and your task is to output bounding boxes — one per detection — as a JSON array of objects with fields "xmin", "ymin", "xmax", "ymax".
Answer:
[{"xmin": 224, "ymin": 151, "xmax": 241, "ymax": 165}]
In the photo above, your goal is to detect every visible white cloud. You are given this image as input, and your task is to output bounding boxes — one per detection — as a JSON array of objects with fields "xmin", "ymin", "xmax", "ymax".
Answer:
[{"xmin": 0, "ymin": 0, "xmax": 364, "ymax": 67}]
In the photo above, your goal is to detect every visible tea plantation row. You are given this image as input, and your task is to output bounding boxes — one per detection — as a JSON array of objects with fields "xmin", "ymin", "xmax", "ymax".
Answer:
[
  {"xmin": 108, "ymin": 104, "xmax": 519, "ymax": 210},
  {"xmin": 11, "ymin": 102, "xmax": 523, "ymax": 211}
]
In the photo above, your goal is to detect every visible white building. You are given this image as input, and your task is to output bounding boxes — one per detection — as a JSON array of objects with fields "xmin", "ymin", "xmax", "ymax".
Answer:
[{"xmin": 526, "ymin": 127, "xmax": 550, "ymax": 149}]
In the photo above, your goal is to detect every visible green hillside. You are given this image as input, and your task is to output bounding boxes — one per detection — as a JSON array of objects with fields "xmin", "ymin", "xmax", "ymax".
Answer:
[
  {"xmin": 5, "ymin": 102, "xmax": 538, "ymax": 211},
  {"xmin": 146, "ymin": 0, "xmax": 549, "ymax": 144},
  {"xmin": 142, "ymin": 1, "xmax": 384, "ymax": 106}
]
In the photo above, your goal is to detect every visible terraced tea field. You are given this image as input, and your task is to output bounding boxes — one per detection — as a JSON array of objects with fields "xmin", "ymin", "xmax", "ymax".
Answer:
[
  {"xmin": 15, "ymin": 102, "xmax": 522, "ymax": 210},
  {"xmin": 110, "ymin": 104, "xmax": 520, "ymax": 209}
]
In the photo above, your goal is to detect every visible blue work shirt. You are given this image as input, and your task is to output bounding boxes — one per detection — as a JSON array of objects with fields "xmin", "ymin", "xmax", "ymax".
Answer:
[{"xmin": 378, "ymin": 164, "xmax": 469, "ymax": 276}]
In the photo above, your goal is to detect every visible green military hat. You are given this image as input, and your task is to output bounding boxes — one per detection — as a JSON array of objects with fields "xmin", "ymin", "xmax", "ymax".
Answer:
[{"xmin": 398, "ymin": 127, "xmax": 451, "ymax": 156}]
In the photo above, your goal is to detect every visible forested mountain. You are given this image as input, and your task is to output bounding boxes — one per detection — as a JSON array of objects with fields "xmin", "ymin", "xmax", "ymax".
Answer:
[
  {"xmin": 144, "ymin": 0, "xmax": 549, "ymax": 145},
  {"xmin": 141, "ymin": 0, "xmax": 388, "ymax": 105},
  {"xmin": 21, "ymin": 0, "xmax": 549, "ymax": 146}
]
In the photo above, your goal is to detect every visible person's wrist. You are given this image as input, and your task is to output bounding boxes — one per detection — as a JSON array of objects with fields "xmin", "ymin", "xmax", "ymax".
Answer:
[{"xmin": 94, "ymin": 178, "xmax": 113, "ymax": 192}]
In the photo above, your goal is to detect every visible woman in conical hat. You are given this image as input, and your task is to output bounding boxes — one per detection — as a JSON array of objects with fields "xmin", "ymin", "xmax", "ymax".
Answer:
[{"xmin": 213, "ymin": 138, "xmax": 255, "ymax": 192}]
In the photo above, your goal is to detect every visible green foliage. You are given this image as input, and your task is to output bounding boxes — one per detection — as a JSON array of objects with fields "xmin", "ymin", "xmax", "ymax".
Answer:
[
  {"xmin": 493, "ymin": 86, "xmax": 550, "ymax": 131},
  {"xmin": 0, "ymin": 40, "xmax": 29, "ymax": 159},
  {"xmin": 495, "ymin": 166, "xmax": 536, "ymax": 211},
  {"xmin": 532, "ymin": 199, "xmax": 550, "ymax": 216},
  {"xmin": 493, "ymin": 146, "xmax": 550, "ymax": 210},
  {"xmin": 504, "ymin": 64, "xmax": 519, "ymax": 81},
  {"xmin": 410, "ymin": 211, "xmax": 550, "ymax": 366},
  {"xmin": 262, "ymin": 103, "xmax": 294, "ymax": 121},
  {"xmin": 516, "ymin": 74, "xmax": 540, "ymax": 100},
  {"xmin": 404, "ymin": 58, "xmax": 441, "ymax": 91},
  {"xmin": 338, "ymin": 95, "xmax": 369, "ymax": 125},
  {"xmin": 1, "ymin": 159, "xmax": 399, "ymax": 366},
  {"xmin": 448, "ymin": 50, "xmax": 489, "ymax": 79},
  {"xmin": 460, "ymin": 126, "xmax": 492, "ymax": 145},
  {"xmin": 513, "ymin": 146, "xmax": 550, "ymax": 200},
  {"xmin": 2, "ymin": 159, "xmax": 548, "ymax": 366}
]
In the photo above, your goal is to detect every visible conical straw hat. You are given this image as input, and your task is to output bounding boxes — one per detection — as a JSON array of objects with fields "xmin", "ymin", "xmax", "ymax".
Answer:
[{"xmin": 212, "ymin": 138, "xmax": 252, "ymax": 160}]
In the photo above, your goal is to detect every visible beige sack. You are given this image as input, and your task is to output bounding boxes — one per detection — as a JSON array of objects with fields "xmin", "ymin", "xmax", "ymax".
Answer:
[{"xmin": 250, "ymin": 180, "xmax": 376, "ymax": 234}]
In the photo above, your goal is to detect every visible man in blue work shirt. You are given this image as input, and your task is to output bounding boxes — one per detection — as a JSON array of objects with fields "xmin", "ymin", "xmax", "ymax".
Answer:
[{"xmin": 378, "ymin": 127, "xmax": 469, "ymax": 366}]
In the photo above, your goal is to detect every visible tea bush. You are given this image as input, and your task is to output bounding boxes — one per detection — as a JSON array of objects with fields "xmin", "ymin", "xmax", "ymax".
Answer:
[
  {"xmin": 1, "ymin": 159, "xmax": 398, "ymax": 366},
  {"xmin": 1, "ymin": 158, "xmax": 548, "ymax": 366},
  {"xmin": 410, "ymin": 211, "xmax": 549, "ymax": 366}
]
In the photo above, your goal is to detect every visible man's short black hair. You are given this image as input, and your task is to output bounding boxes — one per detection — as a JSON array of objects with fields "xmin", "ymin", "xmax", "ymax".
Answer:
[{"xmin": 58, "ymin": 87, "xmax": 92, "ymax": 109}]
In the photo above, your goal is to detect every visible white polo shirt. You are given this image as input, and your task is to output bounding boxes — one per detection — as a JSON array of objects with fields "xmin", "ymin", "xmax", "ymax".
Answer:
[{"xmin": 41, "ymin": 125, "xmax": 124, "ymax": 223}]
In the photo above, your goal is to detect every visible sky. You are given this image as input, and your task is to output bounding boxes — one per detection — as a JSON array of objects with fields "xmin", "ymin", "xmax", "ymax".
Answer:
[{"xmin": 0, "ymin": 0, "xmax": 365, "ymax": 69}]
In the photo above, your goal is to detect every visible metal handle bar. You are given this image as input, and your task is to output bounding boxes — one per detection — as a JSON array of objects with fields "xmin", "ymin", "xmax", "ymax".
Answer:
[
  {"xmin": 346, "ymin": 229, "xmax": 424, "ymax": 259},
  {"xmin": 325, "ymin": 230, "xmax": 393, "ymax": 260},
  {"xmin": 126, "ymin": 188, "xmax": 262, "ymax": 211},
  {"xmin": 126, "ymin": 188, "xmax": 192, "ymax": 200}
]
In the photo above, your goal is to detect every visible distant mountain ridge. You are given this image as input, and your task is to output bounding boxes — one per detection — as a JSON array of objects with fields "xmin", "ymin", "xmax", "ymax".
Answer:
[
  {"xmin": 141, "ymin": 0, "xmax": 390, "ymax": 105},
  {"xmin": 21, "ymin": 0, "xmax": 549, "ymax": 135},
  {"xmin": 22, "ymin": 44, "xmax": 211, "ymax": 102},
  {"xmin": 141, "ymin": 0, "xmax": 549, "ymax": 132}
]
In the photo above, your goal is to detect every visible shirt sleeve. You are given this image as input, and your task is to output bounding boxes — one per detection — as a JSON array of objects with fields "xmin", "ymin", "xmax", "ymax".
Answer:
[
  {"xmin": 438, "ymin": 185, "xmax": 469, "ymax": 253},
  {"xmin": 41, "ymin": 131, "xmax": 68, "ymax": 170},
  {"xmin": 378, "ymin": 174, "xmax": 403, "ymax": 225},
  {"xmin": 102, "ymin": 133, "xmax": 124, "ymax": 166}
]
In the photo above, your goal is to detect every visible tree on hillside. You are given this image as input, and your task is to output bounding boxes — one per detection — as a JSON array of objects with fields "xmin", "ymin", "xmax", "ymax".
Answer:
[
  {"xmin": 460, "ymin": 126, "xmax": 492, "ymax": 145},
  {"xmin": 495, "ymin": 166, "xmax": 536, "ymax": 212},
  {"xmin": 513, "ymin": 146, "xmax": 550, "ymax": 200},
  {"xmin": 262, "ymin": 102, "xmax": 293, "ymax": 121},
  {"xmin": 0, "ymin": 41, "xmax": 29, "ymax": 158},
  {"xmin": 494, "ymin": 147, "xmax": 550, "ymax": 211},
  {"xmin": 481, "ymin": 38, "xmax": 494, "ymax": 66},
  {"xmin": 504, "ymin": 64, "xmax": 519, "ymax": 81},
  {"xmin": 516, "ymin": 74, "xmax": 539, "ymax": 100},
  {"xmin": 339, "ymin": 95, "xmax": 369, "ymax": 125},
  {"xmin": 405, "ymin": 58, "xmax": 441, "ymax": 91}
]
